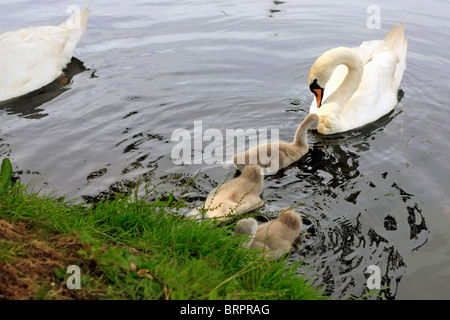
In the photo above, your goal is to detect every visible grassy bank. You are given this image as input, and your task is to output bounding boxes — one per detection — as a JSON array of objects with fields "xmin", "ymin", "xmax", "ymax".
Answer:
[{"xmin": 0, "ymin": 158, "xmax": 325, "ymax": 300}]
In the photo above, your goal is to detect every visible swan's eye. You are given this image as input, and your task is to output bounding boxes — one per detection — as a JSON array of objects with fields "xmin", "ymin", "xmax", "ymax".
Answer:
[{"xmin": 309, "ymin": 79, "xmax": 321, "ymax": 96}]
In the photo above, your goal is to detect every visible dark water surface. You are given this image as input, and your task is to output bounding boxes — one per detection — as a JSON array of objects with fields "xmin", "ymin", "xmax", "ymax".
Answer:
[{"xmin": 1, "ymin": 0, "xmax": 449, "ymax": 299}]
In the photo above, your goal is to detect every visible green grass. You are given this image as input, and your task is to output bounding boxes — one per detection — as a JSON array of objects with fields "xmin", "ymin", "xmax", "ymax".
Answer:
[{"xmin": 0, "ymin": 158, "xmax": 326, "ymax": 300}]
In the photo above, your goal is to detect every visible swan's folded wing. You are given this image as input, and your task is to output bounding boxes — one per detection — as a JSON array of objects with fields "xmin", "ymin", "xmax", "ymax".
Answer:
[
  {"xmin": 343, "ymin": 50, "xmax": 399, "ymax": 126},
  {"xmin": 354, "ymin": 40, "xmax": 388, "ymax": 65}
]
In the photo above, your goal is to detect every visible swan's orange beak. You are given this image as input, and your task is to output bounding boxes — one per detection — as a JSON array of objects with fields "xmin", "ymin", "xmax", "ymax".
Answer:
[
  {"xmin": 309, "ymin": 79, "xmax": 324, "ymax": 108},
  {"xmin": 313, "ymin": 88, "xmax": 323, "ymax": 108}
]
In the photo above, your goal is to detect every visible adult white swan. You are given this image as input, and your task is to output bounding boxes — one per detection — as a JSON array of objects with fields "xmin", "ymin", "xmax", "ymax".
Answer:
[
  {"xmin": 0, "ymin": 8, "xmax": 90, "ymax": 102},
  {"xmin": 308, "ymin": 23, "xmax": 407, "ymax": 135}
]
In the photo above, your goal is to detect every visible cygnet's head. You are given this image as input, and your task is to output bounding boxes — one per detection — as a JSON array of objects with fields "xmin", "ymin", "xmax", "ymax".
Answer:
[{"xmin": 303, "ymin": 113, "xmax": 320, "ymax": 130}]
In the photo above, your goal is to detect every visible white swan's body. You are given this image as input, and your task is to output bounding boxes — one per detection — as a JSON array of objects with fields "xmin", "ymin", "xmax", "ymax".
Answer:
[
  {"xmin": 233, "ymin": 113, "xmax": 319, "ymax": 174},
  {"xmin": 234, "ymin": 208, "xmax": 302, "ymax": 259},
  {"xmin": 187, "ymin": 165, "xmax": 264, "ymax": 221},
  {"xmin": 0, "ymin": 8, "xmax": 90, "ymax": 102},
  {"xmin": 308, "ymin": 23, "xmax": 407, "ymax": 135}
]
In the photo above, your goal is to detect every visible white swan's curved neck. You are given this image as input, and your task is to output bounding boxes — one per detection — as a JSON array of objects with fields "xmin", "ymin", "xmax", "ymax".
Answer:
[{"xmin": 322, "ymin": 48, "xmax": 363, "ymax": 107}]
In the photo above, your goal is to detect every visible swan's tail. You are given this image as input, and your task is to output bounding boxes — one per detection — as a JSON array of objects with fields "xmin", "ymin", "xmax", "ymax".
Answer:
[
  {"xmin": 277, "ymin": 208, "xmax": 302, "ymax": 230},
  {"xmin": 58, "ymin": 7, "xmax": 90, "ymax": 69},
  {"xmin": 383, "ymin": 23, "xmax": 407, "ymax": 90}
]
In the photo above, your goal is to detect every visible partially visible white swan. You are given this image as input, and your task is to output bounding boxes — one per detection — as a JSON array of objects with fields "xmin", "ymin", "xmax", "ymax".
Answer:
[
  {"xmin": 308, "ymin": 23, "xmax": 407, "ymax": 135},
  {"xmin": 0, "ymin": 8, "xmax": 90, "ymax": 102},
  {"xmin": 233, "ymin": 113, "xmax": 319, "ymax": 174},
  {"xmin": 234, "ymin": 208, "xmax": 302, "ymax": 259},
  {"xmin": 187, "ymin": 165, "xmax": 264, "ymax": 221}
]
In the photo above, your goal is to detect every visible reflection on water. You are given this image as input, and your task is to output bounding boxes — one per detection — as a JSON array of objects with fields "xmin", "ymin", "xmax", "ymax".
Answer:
[
  {"xmin": 293, "ymin": 196, "xmax": 428, "ymax": 299},
  {"xmin": 282, "ymin": 113, "xmax": 429, "ymax": 299}
]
